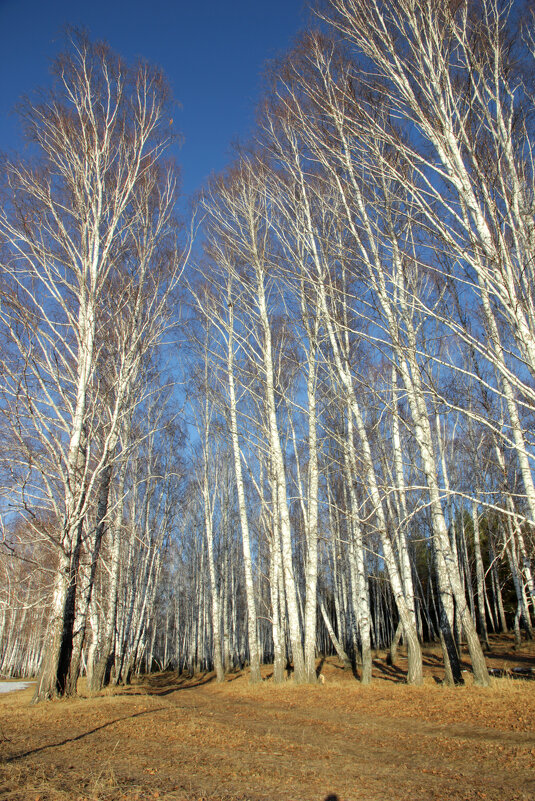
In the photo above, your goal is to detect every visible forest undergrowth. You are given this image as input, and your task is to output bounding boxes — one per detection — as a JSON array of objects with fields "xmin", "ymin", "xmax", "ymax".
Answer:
[{"xmin": 0, "ymin": 635, "xmax": 534, "ymax": 801}]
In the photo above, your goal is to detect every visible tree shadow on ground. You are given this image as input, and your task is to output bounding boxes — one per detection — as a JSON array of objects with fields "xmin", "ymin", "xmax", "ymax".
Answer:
[
  {"xmin": 372, "ymin": 659, "xmax": 407, "ymax": 683},
  {"xmin": 487, "ymin": 650, "xmax": 535, "ymax": 667},
  {"xmin": 4, "ymin": 706, "xmax": 166, "ymax": 763},
  {"xmin": 132, "ymin": 672, "xmax": 217, "ymax": 696},
  {"xmin": 422, "ymin": 652, "xmax": 444, "ymax": 667},
  {"xmin": 225, "ymin": 672, "xmax": 246, "ymax": 682}
]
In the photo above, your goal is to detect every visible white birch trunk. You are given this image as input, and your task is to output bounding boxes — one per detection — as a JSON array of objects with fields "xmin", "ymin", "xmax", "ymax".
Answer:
[
  {"xmin": 254, "ymin": 265, "xmax": 306, "ymax": 682},
  {"xmin": 227, "ymin": 300, "xmax": 261, "ymax": 683}
]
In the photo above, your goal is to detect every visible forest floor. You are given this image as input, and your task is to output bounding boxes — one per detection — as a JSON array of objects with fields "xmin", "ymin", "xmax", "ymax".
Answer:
[{"xmin": 1, "ymin": 635, "xmax": 534, "ymax": 801}]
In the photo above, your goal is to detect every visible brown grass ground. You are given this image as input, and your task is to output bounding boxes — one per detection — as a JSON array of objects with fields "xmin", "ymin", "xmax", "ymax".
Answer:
[{"xmin": 1, "ymin": 634, "xmax": 534, "ymax": 801}]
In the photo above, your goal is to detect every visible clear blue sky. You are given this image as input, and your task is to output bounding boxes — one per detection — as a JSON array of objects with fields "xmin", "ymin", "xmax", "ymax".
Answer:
[{"xmin": 0, "ymin": 0, "xmax": 310, "ymax": 199}]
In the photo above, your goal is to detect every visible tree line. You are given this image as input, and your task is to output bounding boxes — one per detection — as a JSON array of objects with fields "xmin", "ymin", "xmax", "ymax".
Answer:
[{"xmin": 1, "ymin": 0, "xmax": 535, "ymax": 699}]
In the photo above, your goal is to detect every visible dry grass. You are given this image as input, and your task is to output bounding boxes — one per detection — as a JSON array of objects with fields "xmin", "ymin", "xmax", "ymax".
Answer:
[{"xmin": 1, "ymin": 634, "xmax": 535, "ymax": 801}]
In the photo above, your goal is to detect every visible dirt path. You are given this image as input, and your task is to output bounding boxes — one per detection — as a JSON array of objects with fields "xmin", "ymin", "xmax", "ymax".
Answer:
[{"xmin": 1, "ymin": 653, "xmax": 534, "ymax": 801}]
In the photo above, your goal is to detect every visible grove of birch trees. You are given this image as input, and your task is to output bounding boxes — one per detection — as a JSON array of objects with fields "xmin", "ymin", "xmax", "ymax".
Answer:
[{"xmin": 2, "ymin": 0, "xmax": 535, "ymax": 697}]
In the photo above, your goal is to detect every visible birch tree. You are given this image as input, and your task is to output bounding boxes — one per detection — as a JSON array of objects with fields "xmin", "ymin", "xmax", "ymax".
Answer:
[
  {"xmin": 0, "ymin": 32, "xmax": 180, "ymax": 700},
  {"xmin": 320, "ymin": 0, "xmax": 535, "ymax": 526}
]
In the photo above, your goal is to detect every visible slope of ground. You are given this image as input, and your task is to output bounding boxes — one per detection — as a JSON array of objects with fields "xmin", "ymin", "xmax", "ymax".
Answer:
[{"xmin": 0, "ymin": 635, "xmax": 534, "ymax": 801}]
